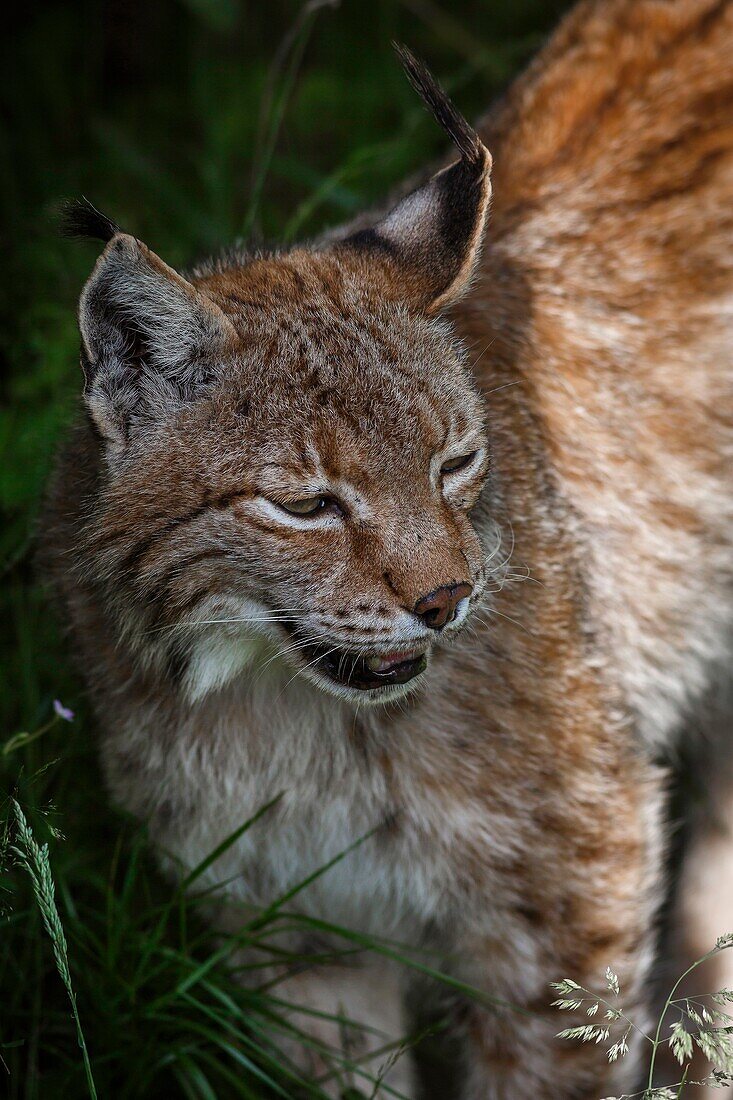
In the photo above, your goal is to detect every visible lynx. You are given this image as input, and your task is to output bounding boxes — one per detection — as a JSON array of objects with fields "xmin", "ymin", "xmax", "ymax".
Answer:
[{"xmin": 43, "ymin": 1, "xmax": 732, "ymax": 1096}]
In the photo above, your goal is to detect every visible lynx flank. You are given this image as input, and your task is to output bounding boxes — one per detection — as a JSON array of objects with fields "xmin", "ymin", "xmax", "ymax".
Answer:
[{"xmin": 43, "ymin": 2, "xmax": 732, "ymax": 1097}]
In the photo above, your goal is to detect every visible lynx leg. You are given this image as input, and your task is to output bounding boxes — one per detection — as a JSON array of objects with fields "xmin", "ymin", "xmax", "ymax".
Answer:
[
  {"xmin": 459, "ymin": 999, "xmax": 646, "ymax": 1100},
  {"xmin": 451, "ymin": 791, "xmax": 662, "ymax": 1099},
  {"xmin": 262, "ymin": 960, "xmax": 416, "ymax": 1099},
  {"xmin": 209, "ymin": 900, "xmax": 416, "ymax": 1097},
  {"xmin": 454, "ymin": 936, "xmax": 653, "ymax": 1100},
  {"xmin": 453, "ymin": 932, "xmax": 654, "ymax": 1100}
]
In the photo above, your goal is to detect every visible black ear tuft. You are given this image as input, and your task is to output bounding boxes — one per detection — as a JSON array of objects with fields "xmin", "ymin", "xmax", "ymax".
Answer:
[
  {"xmin": 339, "ymin": 48, "xmax": 492, "ymax": 314},
  {"xmin": 60, "ymin": 198, "xmax": 121, "ymax": 243},
  {"xmin": 393, "ymin": 43, "xmax": 486, "ymax": 169}
]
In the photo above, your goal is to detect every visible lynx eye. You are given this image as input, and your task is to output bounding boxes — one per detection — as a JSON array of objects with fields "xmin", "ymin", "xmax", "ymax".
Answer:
[
  {"xmin": 278, "ymin": 496, "xmax": 331, "ymax": 517},
  {"xmin": 440, "ymin": 452, "xmax": 477, "ymax": 475}
]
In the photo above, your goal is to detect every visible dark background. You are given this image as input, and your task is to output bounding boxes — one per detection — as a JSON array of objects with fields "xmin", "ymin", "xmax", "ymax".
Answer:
[{"xmin": 1, "ymin": 3, "xmax": 573, "ymax": 1097}]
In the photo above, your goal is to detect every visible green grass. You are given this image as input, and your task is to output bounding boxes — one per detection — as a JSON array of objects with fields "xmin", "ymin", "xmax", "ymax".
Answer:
[{"xmin": 1, "ymin": 1, "xmax": 572, "ymax": 1095}]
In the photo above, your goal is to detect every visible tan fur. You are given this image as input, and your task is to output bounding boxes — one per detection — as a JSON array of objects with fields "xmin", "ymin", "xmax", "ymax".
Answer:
[{"xmin": 43, "ymin": 2, "xmax": 732, "ymax": 1095}]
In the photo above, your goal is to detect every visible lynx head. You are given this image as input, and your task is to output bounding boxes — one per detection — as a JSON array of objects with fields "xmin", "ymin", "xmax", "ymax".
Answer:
[{"xmin": 65, "ymin": 49, "xmax": 494, "ymax": 705}]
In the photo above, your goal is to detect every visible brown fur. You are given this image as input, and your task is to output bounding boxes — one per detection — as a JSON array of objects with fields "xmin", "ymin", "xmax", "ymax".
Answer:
[{"xmin": 43, "ymin": 3, "xmax": 732, "ymax": 1096}]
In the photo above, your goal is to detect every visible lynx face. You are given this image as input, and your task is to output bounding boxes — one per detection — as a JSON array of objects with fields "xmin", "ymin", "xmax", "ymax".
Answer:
[
  {"xmin": 69, "ymin": 51, "xmax": 494, "ymax": 704},
  {"xmin": 83, "ymin": 253, "xmax": 493, "ymax": 704}
]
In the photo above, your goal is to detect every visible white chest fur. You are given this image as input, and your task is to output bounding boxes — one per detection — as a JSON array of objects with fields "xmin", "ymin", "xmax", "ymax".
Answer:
[{"xmin": 116, "ymin": 661, "xmax": 449, "ymax": 943}]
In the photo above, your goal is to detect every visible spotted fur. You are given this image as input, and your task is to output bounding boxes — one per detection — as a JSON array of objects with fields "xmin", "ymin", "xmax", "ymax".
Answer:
[{"xmin": 42, "ymin": 5, "xmax": 732, "ymax": 1096}]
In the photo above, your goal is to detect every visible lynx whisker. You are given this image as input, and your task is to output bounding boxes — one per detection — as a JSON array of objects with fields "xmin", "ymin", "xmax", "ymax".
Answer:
[
  {"xmin": 274, "ymin": 645, "xmax": 341, "ymax": 701},
  {"xmin": 143, "ymin": 610, "xmax": 308, "ymax": 637},
  {"xmin": 474, "ymin": 607, "xmax": 533, "ymax": 636},
  {"xmin": 250, "ymin": 634, "xmax": 321, "ymax": 688},
  {"xmin": 483, "ymin": 379, "xmax": 521, "ymax": 397},
  {"xmin": 469, "ymin": 338, "xmax": 497, "ymax": 372}
]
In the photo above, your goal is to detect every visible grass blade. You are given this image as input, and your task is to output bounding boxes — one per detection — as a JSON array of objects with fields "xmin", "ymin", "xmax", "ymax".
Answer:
[{"xmin": 10, "ymin": 800, "xmax": 97, "ymax": 1100}]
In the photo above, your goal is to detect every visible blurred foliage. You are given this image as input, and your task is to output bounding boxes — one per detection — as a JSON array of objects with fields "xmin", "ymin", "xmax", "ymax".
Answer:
[{"xmin": 0, "ymin": 1, "xmax": 572, "ymax": 1095}]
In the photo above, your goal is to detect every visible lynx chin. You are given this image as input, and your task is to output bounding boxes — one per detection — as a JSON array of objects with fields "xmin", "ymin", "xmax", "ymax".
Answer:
[{"xmin": 43, "ymin": 4, "xmax": 733, "ymax": 1097}]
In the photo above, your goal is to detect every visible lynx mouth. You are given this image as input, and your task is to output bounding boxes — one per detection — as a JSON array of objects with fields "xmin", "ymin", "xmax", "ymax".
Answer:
[
  {"xmin": 316, "ymin": 642, "xmax": 424, "ymax": 686},
  {"xmin": 317, "ymin": 646, "xmax": 428, "ymax": 690},
  {"xmin": 284, "ymin": 627, "xmax": 428, "ymax": 690}
]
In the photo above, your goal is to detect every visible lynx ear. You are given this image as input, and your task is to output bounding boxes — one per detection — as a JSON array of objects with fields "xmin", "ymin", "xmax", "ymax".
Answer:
[
  {"xmin": 65, "ymin": 202, "xmax": 235, "ymax": 446},
  {"xmin": 341, "ymin": 46, "xmax": 492, "ymax": 314}
]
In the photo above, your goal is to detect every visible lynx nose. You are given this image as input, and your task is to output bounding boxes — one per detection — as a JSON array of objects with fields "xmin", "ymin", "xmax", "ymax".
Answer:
[{"xmin": 414, "ymin": 582, "xmax": 473, "ymax": 630}]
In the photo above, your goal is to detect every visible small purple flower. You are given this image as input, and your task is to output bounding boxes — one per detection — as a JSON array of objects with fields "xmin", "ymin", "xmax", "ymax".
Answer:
[{"xmin": 53, "ymin": 699, "xmax": 75, "ymax": 722}]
